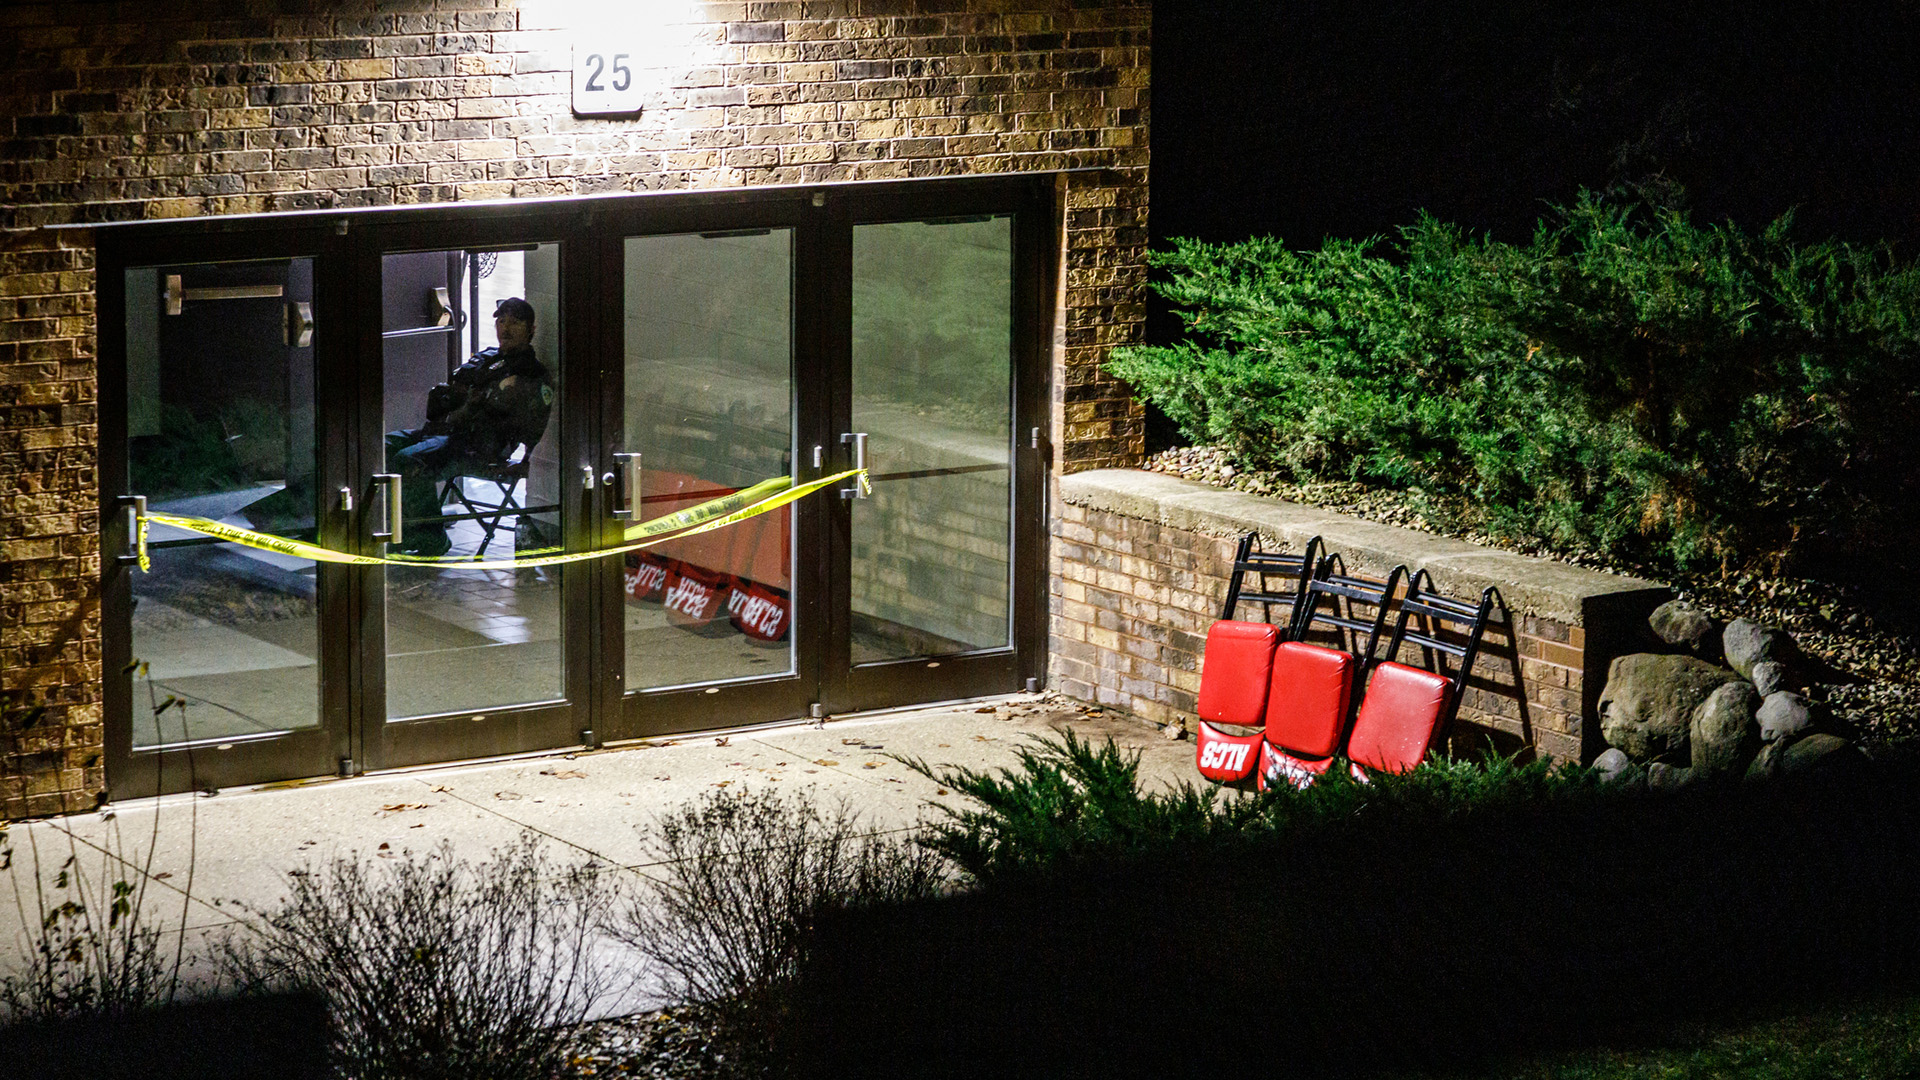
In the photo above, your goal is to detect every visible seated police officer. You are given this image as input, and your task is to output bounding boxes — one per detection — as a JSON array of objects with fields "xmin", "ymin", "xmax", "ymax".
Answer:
[{"xmin": 386, "ymin": 296, "xmax": 554, "ymax": 558}]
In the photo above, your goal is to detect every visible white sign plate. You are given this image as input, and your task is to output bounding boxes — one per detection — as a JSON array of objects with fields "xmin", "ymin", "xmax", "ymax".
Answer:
[{"xmin": 572, "ymin": 44, "xmax": 644, "ymax": 117}]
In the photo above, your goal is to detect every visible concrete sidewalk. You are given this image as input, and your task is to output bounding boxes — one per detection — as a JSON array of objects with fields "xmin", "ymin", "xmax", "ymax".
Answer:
[{"xmin": 1, "ymin": 693, "xmax": 1194, "ymax": 1003}]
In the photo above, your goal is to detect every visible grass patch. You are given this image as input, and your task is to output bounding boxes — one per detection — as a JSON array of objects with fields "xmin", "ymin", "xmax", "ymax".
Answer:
[{"xmin": 1418, "ymin": 991, "xmax": 1920, "ymax": 1080}]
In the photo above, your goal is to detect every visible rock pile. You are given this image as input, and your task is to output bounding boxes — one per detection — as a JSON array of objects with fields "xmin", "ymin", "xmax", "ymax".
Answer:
[{"xmin": 1595, "ymin": 601, "xmax": 1871, "ymax": 787}]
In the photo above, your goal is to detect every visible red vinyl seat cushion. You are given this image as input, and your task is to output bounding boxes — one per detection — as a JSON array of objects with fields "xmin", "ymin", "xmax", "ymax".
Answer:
[
  {"xmin": 1195, "ymin": 721, "xmax": 1263, "ymax": 783},
  {"xmin": 1263, "ymin": 641, "xmax": 1354, "ymax": 758},
  {"xmin": 1259, "ymin": 741, "xmax": 1334, "ymax": 790},
  {"xmin": 1196, "ymin": 620, "xmax": 1281, "ymax": 728},
  {"xmin": 1347, "ymin": 662, "xmax": 1452, "ymax": 775}
]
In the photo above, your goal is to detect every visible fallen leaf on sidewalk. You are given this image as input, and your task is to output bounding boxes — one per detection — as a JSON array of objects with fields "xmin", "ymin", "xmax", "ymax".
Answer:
[
  {"xmin": 653, "ymin": 776, "xmax": 670, "ymax": 781},
  {"xmin": 494, "ymin": 791, "xmax": 523, "ymax": 801},
  {"xmin": 154, "ymin": 872, "xmax": 172, "ymax": 880},
  {"xmin": 842, "ymin": 739, "xmax": 863, "ymax": 745},
  {"xmin": 378, "ymin": 803, "xmax": 428, "ymax": 816},
  {"xmin": 541, "ymin": 769, "xmax": 588, "ymax": 779},
  {"xmin": 862, "ymin": 762, "xmax": 882, "ymax": 769},
  {"xmin": 715, "ymin": 736, "xmax": 731, "ymax": 747},
  {"xmin": 813, "ymin": 759, "xmax": 839, "ymax": 766},
  {"xmin": 410, "ymin": 823, "xmax": 425, "ymax": 829},
  {"xmin": 713, "ymin": 780, "xmax": 732, "ymax": 788},
  {"xmin": 974, "ymin": 706, "xmax": 996, "ymax": 713},
  {"xmin": 936, "ymin": 789, "xmax": 949, "ymax": 796},
  {"xmin": 972, "ymin": 735, "xmax": 993, "ymax": 742},
  {"xmin": 430, "ymin": 785, "xmax": 452, "ymax": 793}
]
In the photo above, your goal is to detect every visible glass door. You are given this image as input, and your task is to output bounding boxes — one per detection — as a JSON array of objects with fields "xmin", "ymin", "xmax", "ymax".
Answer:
[
  {"xmin": 359, "ymin": 227, "xmax": 586, "ymax": 770},
  {"xmin": 101, "ymin": 176, "xmax": 1053, "ymax": 797},
  {"xmin": 104, "ymin": 251, "xmax": 347, "ymax": 797},
  {"xmin": 604, "ymin": 206, "xmax": 819, "ymax": 738},
  {"xmin": 832, "ymin": 212, "xmax": 1027, "ymax": 709}
]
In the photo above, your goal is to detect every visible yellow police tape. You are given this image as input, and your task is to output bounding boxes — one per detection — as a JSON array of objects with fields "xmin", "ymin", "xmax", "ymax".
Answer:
[{"xmin": 135, "ymin": 468, "xmax": 871, "ymax": 573}]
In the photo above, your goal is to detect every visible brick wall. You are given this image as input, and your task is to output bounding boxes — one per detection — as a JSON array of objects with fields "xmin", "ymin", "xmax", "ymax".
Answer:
[
  {"xmin": 1, "ymin": 230, "xmax": 103, "ymax": 817},
  {"xmin": 0, "ymin": 0, "xmax": 1149, "ymax": 816},
  {"xmin": 1050, "ymin": 471, "xmax": 1672, "ymax": 766}
]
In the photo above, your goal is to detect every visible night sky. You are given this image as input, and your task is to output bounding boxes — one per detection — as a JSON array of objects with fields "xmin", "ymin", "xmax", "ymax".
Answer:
[{"xmin": 1151, "ymin": 0, "xmax": 1920, "ymax": 251}]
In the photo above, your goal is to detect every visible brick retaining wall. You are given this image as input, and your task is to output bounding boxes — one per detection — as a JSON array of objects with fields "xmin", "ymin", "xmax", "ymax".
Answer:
[{"xmin": 1049, "ymin": 470, "xmax": 1671, "ymax": 764}]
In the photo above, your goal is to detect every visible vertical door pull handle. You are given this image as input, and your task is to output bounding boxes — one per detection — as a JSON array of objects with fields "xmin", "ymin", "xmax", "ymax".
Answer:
[
  {"xmin": 372, "ymin": 473, "xmax": 402, "ymax": 546},
  {"xmin": 840, "ymin": 432, "xmax": 869, "ymax": 499},
  {"xmin": 611, "ymin": 451, "xmax": 641, "ymax": 518},
  {"xmin": 1030, "ymin": 426, "xmax": 1041, "ymax": 449},
  {"xmin": 116, "ymin": 494, "xmax": 147, "ymax": 566}
]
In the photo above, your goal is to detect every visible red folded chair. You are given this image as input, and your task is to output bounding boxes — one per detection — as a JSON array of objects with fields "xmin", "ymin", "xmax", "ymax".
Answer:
[
  {"xmin": 1193, "ymin": 533, "xmax": 1322, "ymax": 783},
  {"xmin": 1345, "ymin": 572, "xmax": 1502, "ymax": 778},
  {"xmin": 1195, "ymin": 621, "xmax": 1279, "ymax": 782},
  {"xmin": 1258, "ymin": 556, "xmax": 1405, "ymax": 790}
]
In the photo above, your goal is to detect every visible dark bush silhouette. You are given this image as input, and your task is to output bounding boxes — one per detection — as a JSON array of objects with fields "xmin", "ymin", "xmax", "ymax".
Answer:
[{"xmin": 790, "ymin": 768, "xmax": 1920, "ymax": 1079}]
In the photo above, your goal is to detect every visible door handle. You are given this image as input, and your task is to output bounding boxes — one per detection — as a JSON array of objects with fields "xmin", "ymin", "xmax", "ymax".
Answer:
[
  {"xmin": 840, "ymin": 432, "xmax": 868, "ymax": 499},
  {"xmin": 609, "ymin": 451, "xmax": 641, "ymax": 518},
  {"xmin": 371, "ymin": 473, "xmax": 402, "ymax": 546},
  {"xmin": 115, "ymin": 494, "xmax": 147, "ymax": 566}
]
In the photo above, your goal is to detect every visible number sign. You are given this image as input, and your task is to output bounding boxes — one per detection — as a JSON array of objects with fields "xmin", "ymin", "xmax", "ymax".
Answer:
[{"xmin": 573, "ymin": 45, "xmax": 643, "ymax": 116}]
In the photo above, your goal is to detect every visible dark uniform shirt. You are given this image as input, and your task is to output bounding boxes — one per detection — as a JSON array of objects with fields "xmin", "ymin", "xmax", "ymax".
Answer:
[{"xmin": 430, "ymin": 343, "xmax": 555, "ymax": 462}]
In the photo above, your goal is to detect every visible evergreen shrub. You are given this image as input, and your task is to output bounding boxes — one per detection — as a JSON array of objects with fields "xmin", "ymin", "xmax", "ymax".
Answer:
[
  {"xmin": 904, "ymin": 732, "xmax": 1601, "ymax": 887},
  {"xmin": 1109, "ymin": 192, "xmax": 1920, "ymax": 574}
]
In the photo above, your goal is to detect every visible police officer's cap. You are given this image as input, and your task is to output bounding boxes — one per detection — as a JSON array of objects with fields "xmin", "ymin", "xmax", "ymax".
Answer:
[{"xmin": 493, "ymin": 297, "xmax": 536, "ymax": 325}]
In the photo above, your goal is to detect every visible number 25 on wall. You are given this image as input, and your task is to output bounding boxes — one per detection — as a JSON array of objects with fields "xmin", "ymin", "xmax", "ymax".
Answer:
[{"xmin": 573, "ymin": 47, "xmax": 643, "ymax": 116}]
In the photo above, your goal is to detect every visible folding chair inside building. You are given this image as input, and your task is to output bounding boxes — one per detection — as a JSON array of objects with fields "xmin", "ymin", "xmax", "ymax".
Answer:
[
  {"xmin": 437, "ymin": 440, "xmax": 535, "ymax": 558},
  {"xmin": 1193, "ymin": 533, "xmax": 1323, "ymax": 783}
]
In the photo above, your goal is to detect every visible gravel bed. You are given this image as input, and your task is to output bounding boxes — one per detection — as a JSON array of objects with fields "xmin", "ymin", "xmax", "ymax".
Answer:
[
  {"xmin": 565, "ymin": 1007, "xmax": 751, "ymax": 1079},
  {"xmin": 1145, "ymin": 446, "xmax": 1920, "ymax": 753}
]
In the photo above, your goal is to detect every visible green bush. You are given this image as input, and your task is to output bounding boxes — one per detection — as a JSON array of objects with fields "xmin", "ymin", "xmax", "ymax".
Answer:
[
  {"xmin": 903, "ymin": 732, "xmax": 1601, "ymax": 887},
  {"xmin": 1110, "ymin": 192, "xmax": 1920, "ymax": 574}
]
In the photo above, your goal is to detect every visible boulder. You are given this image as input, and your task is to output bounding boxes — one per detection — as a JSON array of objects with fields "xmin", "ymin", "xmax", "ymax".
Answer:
[
  {"xmin": 1647, "ymin": 762, "xmax": 1696, "ymax": 791},
  {"xmin": 1599, "ymin": 653, "xmax": 1744, "ymax": 763},
  {"xmin": 1722, "ymin": 618, "xmax": 1789, "ymax": 680},
  {"xmin": 1745, "ymin": 739, "xmax": 1787, "ymax": 782},
  {"xmin": 1756, "ymin": 691, "xmax": 1816, "ymax": 743},
  {"xmin": 1650, "ymin": 599, "xmax": 1717, "ymax": 655},
  {"xmin": 1749, "ymin": 659, "xmax": 1791, "ymax": 698},
  {"xmin": 1781, "ymin": 733, "xmax": 1871, "ymax": 778},
  {"xmin": 1690, "ymin": 681, "xmax": 1762, "ymax": 779},
  {"xmin": 1591, "ymin": 748, "xmax": 1646, "ymax": 790}
]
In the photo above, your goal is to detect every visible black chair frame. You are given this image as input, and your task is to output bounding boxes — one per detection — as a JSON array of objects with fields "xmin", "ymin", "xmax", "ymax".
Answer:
[
  {"xmin": 1219, "ymin": 532, "xmax": 1325, "ymax": 637},
  {"xmin": 437, "ymin": 442, "xmax": 533, "ymax": 558},
  {"xmin": 1295, "ymin": 553, "xmax": 1406, "ymax": 670},
  {"xmin": 1376, "ymin": 569, "xmax": 1504, "ymax": 731}
]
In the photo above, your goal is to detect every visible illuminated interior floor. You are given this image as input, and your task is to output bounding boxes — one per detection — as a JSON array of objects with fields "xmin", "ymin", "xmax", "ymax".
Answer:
[{"xmin": 131, "ymin": 495, "xmax": 801, "ymax": 747}]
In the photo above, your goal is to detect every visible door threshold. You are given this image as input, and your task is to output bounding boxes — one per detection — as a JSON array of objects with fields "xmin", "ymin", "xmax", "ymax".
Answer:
[{"xmin": 99, "ymin": 691, "xmax": 1050, "ymax": 812}]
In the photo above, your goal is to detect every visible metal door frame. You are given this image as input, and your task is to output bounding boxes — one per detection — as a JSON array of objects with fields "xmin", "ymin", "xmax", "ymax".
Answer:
[
  {"xmin": 95, "ymin": 174, "xmax": 1057, "ymax": 797},
  {"xmin": 97, "ymin": 224, "xmax": 353, "ymax": 798}
]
